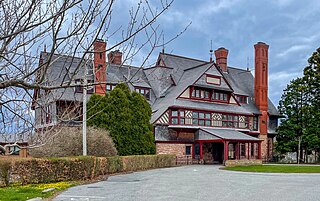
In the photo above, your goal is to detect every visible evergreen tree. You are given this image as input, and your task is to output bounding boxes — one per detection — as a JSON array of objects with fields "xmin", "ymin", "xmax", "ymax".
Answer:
[
  {"xmin": 87, "ymin": 83, "xmax": 155, "ymax": 156},
  {"xmin": 277, "ymin": 48, "xmax": 320, "ymax": 162}
]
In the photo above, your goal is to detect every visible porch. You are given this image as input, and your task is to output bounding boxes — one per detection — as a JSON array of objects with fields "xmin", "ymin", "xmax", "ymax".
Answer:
[{"xmin": 193, "ymin": 128, "xmax": 262, "ymax": 165}]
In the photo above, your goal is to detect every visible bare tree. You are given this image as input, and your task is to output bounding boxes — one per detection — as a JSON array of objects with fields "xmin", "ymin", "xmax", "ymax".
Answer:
[{"xmin": 0, "ymin": 0, "xmax": 190, "ymax": 148}]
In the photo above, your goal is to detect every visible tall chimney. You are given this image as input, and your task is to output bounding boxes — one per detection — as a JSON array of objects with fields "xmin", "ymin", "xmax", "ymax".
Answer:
[
  {"xmin": 254, "ymin": 42, "xmax": 269, "ymax": 112},
  {"xmin": 108, "ymin": 50, "xmax": 122, "ymax": 65},
  {"xmin": 93, "ymin": 39, "xmax": 107, "ymax": 95},
  {"xmin": 254, "ymin": 42, "xmax": 269, "ymax": 160},
  {"xmin": 214, "ymin": 47, "xmax": 229, "ymax": 72}
]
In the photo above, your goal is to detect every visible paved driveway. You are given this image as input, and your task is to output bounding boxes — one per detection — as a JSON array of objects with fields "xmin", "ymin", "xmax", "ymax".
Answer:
[{"xmin": 54, "ymin": 165, "xmax": 320, "ymax": 201}]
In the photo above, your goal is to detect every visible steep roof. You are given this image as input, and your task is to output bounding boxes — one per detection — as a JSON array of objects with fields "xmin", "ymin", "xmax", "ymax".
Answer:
[{"xmin": 148, "ymin": 53, "xmax": 280, "ymax": 122}]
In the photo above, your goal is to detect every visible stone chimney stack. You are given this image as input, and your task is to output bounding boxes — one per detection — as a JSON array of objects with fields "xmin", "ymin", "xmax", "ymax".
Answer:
[
  {"xmin": 93, "ymin": 39, "xmax": 107, "ymax": 95},
  {"xmin": 214, "ymin": 47, "xmax": 229, "ymax": 72},
  {"xmin": 108, "ymin": 50, "xmax": 123, "ymax": 65}
]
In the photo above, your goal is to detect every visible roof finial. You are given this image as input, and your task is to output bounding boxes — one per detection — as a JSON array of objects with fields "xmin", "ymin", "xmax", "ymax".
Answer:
[
  {"xmin": 44, "ymin": 44, "xmax": 46, "ymax": 53},
  {"xmin": 162, "ymin": 34, "xmax": 165, "ymax": 54},
  {"xmin": 246, "ymin": 56, "xmax": 250, "ymax": 71},
  {"xmin": 209, "ymin": 40, "xmax": 213, "ymax": 62}
]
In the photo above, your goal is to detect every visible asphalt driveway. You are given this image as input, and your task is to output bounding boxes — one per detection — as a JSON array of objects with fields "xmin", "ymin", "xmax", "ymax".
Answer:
[{"xmin": 54, "ymin": 165, "xmax": 320, "ymax": 201}]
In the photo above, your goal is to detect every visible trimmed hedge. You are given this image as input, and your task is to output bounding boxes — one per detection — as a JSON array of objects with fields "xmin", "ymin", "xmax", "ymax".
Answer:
[{"xmin": 0, "ymin": 154, "xmax": 175, "ymax": 186}]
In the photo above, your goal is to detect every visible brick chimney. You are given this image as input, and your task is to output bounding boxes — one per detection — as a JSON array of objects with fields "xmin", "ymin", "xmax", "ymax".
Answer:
[
  {"xmin": 108, "ymin": 50, "xmax": 122, "ymax": 65},
  {"xmin": 254, "ymin": 42, "xmax": 269, "ymax": 112},
  {"xmin": 93, "ymin": 39, "xmax": 107, "ymax": 95},
  {"xmin": 254, "ymin": 42, "xmax": 269, "ymax": 160},
  {"xmin": 214, "ymin": 47, "xmax": 229, "ymax": 72}
]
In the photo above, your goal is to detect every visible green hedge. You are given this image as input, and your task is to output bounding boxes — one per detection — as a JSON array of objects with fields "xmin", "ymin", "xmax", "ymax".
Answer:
[{"xmin": 0, "ymin": 154, "xmax": 175, "ymax": 186}]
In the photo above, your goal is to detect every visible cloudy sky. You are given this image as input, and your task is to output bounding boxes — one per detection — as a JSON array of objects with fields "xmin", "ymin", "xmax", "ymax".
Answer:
[{"xmin": 112, "ymin": 0, "xmax": 320, "ymax": 106}]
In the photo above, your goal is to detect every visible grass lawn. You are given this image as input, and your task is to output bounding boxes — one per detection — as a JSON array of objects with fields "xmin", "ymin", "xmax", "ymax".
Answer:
[
  {"xmin": 0, "ymin": 181, "xmax": 77, "ymax": 201},
  {"xmin": 224, "ymin": 165, "xmax": 320, "ymax": 173}
]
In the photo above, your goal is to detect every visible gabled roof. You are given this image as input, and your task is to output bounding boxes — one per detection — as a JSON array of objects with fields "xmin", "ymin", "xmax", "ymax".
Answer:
[
  {"xmin": 148, "ymin": 53, "xmax": 280, "ymax": 123},
  {"xmin": 151, "ymin": 62, "xmax": 214, "ymax": 122}
]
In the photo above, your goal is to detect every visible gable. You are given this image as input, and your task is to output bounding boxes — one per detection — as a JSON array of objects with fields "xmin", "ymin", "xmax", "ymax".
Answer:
[{"xmin": 193, "ymin": 65, "xmax": 232, "ymax": 92}]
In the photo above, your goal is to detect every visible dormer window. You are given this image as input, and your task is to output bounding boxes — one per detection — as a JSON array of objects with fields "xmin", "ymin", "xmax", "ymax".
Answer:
[
  {"xmin": 236, "ymin": 95, "xmax": 248, "ymax": 104},
  {"xmin": 106, "ymin": 84, "xmax": 116, "ymax": 93},
  {"xmin": 135, "ymin": 87, "xmax": 150, "ymax": 100},
  {"xmin": 212, "ymin": 91, "xmax": 228, "ymax": 102},
  {"xmin": 75, "ymin": 79, "xmax": 94, "ymax": 94},
  {"xmin": 191, "ymin": 87, "xmax": 210, "ymax": 100},
  {"xmin": 206, "ymin": 74, "xmax": 221, "ymax": 85}
]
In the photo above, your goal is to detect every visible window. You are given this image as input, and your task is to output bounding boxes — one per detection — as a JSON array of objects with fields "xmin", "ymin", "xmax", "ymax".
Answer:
[
  {"xmin": 171, "ymin": 110, "xmax": 178, "ymax": 125},
  {"xmin": 135, "ymin": 87, "xmax": 151, "ymax": 100},
  {"xmin": 106, "ymin": 84, "xmax": 116, "ymax": 93},
  {"xmin": 75, "ymin": 79, "xmax": 94, "ymax": 94},
  {"xmin": 236, "ymin": 95, "xmax": 248, "ymax": 104},
  {"xmin": 253, "ymin": 116, "xmax": 258, "ymax": 131},
  {"xmin": 185, "ymin": 146, "xmax": 191, "ymax": 155},
  {"xmin": 206, "ymin": 74, "xmax": 221, "ymax": 85},
  {"xmin": 214, "ymin": 114, "xmax": 248, "ymax": 129},
  {"xmin": 212, "ymin": 91, "xmax": 228, "ymax": 102},
  {"xmin": 75, "ymin": 79, "xmax": 82, "ymax": 93},
  {"xmin": 191, "ymin": 87, "xmax": 210, "ymax": 100},
  {"xmin": 9, "ymin": 145, "xmax": 20, "ymax": 155},
  {"xmin": 192, "ymin": 111, "xmax": 211, "ymax": 126}
]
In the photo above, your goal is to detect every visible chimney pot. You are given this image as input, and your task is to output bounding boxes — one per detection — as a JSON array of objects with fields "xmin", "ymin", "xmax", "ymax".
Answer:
[
  {"xmin": 108, "ymin": 50, "xmax": 123, "ymax": 65},
  {"xmin": 214, "ymin": 47, "xmax": 229, "ymax": 72}
]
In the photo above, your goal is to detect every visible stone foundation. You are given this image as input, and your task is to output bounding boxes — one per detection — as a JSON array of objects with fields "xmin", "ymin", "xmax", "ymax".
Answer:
[
  {"xmin": 156, "ymin": 143, "xmax": 192, "ymax": 156},
  {"xmin": 225, "ymin": 159, "xmax": 262, "ymax": 167}
]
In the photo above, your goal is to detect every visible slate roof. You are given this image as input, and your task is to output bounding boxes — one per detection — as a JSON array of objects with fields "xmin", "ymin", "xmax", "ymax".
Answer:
[
  {"xmin": 199, "ymin": 128, "xmax": 261, "ymax": 141},
  {"xmin": 39, "ymin": 51, "xmax": 280, "ymax": 124},
  {"xmin": 150, "ymin": 53, "xmax": 281, "ymax": 122}
]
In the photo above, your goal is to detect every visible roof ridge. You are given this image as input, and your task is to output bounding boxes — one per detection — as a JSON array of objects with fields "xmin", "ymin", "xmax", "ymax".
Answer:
[
  {"xmin": 228, "ymin": 66, "xmax": 250, "ymax": 72},
  {"xmin": 184, "ymin": 62, "xmax": 213, "ymax": 71},
  {"xmin": 160, "ymin": 52, "xmax": 206, "ymax": 63}
]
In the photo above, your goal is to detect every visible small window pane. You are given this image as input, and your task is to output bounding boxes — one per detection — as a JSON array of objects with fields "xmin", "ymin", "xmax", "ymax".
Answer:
[
  {"xmin": 199, "ymin": 113, "xmax": 204, "ymax": 118},
  {"xmin": 192, "ymin": 119, "xmax": 198, "ymax": 125},
  {"xmin": 223, "ymin": 94, "xmax": 228, "ymax": 101},
  {"xmin": 228, "ymin": 115, "xmax": 233, "ymax": 121},
  {"xmin": 180, "ymin": 118, "xmax": 185, "ymax": 125},
  {"xmin": 172, "ymin": 111, "xmax": 178, "ymax": 117},
  {"xmin": 222, "ymin": 115, "xmax": 227, "ymax": 120},
  {"xmin": 233, "ymin": 116, "xmax": 239, "ymax": 121},
  {"xmin": 192, "ymin": 112, "xmax": 198, "ymax": 118},
  {"xmin": 180, "ymin": 111, "xmax": 185, "ymax": 117},
  {"xmin": 135, "ymin": 88, "xmax": 139, "ymax": 92},
  {"xmin": 205, "ymin": 113, "xmax": 211, "ymax": 119},
  {"xmin": 141, "ymin": 89, "xmax": 145, "ymax": 94},
  {"xmin": 196, "ymin": 90, "xmax": 200, "ymax": 97},
  {"xmin": 172, "ymin": 117, "xmax": 178, "ymax": 125},
  {"xmin": 222, "ymin": 121, "xmax": 227, "ymax": 127},
  {"xmin": 199, "ymin": 120, "xmax": 204, "ymax": 126},
  {"xmin": 204, "ymin": 91, "xmax": 209, "ymax": 99},
  {"xmin": 191, "ymin": 90, "xmax": 195, "ymax": 97},
  {"xmin": 205, "ymin": 120, "xmax": 211, "ymax": 126}
]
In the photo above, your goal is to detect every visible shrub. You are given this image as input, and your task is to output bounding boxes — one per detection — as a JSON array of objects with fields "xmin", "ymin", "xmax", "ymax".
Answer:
[
  {"xmin": 0, "ymin": 155, "xmax": 175, "ymax": 185},
  {"xmin": 0, "ymin": 159, "xmax": 11, "ymax": 187},
  {"xmin": 29, "ymin": 126, "xmax": 117, "ymax": 157},
  {"xmin": 87, "ymin": 83, "xmax": 156, "ymax": 156}
]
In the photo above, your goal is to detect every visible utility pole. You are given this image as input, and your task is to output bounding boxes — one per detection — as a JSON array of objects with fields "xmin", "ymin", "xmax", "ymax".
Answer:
[{"xmin": 82, "ymin": 55, "xmax": 88, "ymax": 156}]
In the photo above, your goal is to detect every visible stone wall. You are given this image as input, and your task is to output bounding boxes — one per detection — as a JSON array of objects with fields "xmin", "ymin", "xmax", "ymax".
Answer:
[
  {"xmin": 156, "ymin": 143, "xmax": 193, "ymax": 156},
  {"xmin": 224, "ymin": 159, "xmax": 262, "ymax": 167}
]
